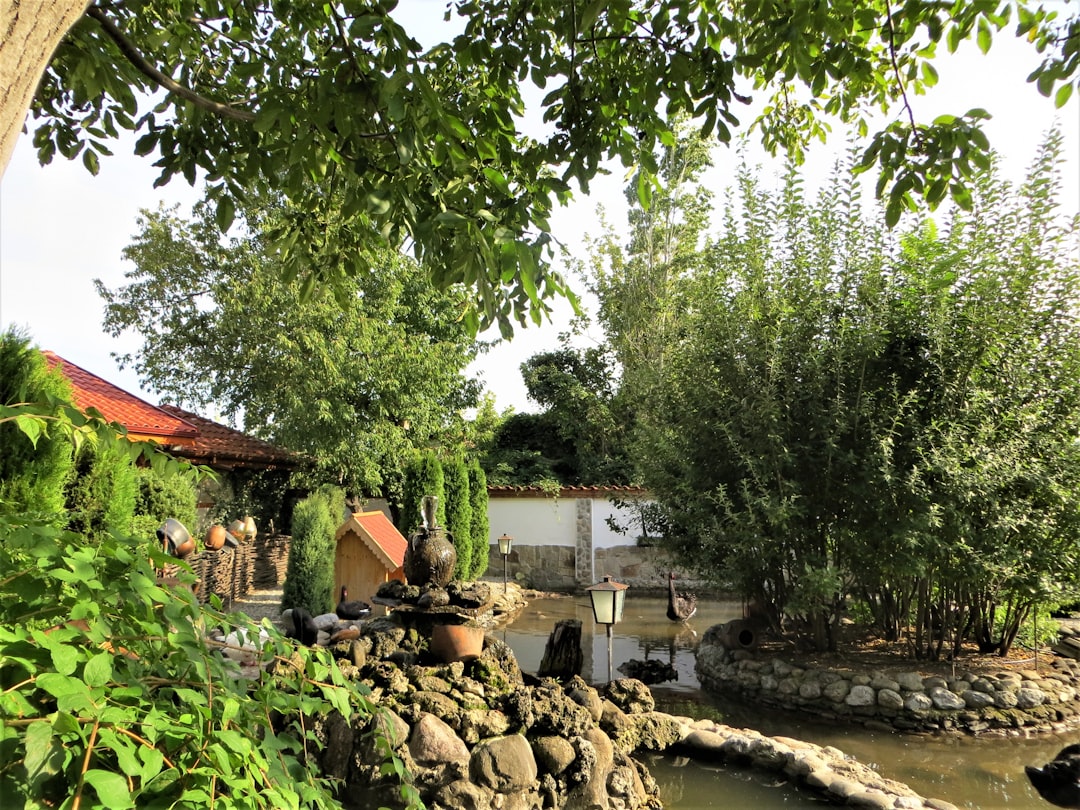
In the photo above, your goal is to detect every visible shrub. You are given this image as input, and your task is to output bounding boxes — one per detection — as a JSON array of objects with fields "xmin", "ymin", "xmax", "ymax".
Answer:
[
  {"xmin": 130, "ymin": 465, "xmax": 199, "ymax": 540},
  {"xmin": 0, "ymin": 330, "xmax": 74, "ymax": 522},
  {"xmin": 444, "ymin": 454, "xmax": 472, "ymax": 580},
  {"xmin": 281, "ymin": 486, "xmax": 342, "ymax": 615},
  {"xmin": 65, "ymin": 440, "xmax": 138, "ymax": 542},
  {"xmin": 468, "ymin": 459, "xmax": 490, "ymax": 577},
  {"xmin": 399, "ymin": 452, "xmax": 444, "ymax": 536}
]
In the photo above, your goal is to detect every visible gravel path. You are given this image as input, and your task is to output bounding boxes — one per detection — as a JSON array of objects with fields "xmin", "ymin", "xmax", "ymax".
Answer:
[{"xmin": 229, "ymin": 587, "xmax": 286, "ymax": 627}]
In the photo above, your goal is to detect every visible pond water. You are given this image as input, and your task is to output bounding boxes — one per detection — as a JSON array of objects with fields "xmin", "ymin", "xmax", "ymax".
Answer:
[{"xmin": 501, "ymin": 593, "xmax": 1077, "ymax": 809}]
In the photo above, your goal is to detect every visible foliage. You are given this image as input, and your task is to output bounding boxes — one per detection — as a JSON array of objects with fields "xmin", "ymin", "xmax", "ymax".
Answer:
[
  {"xmin": 399, "ymin": 453, "xmax": 445, "ymax": 537},
  {"xmin": 130, "ymin": 465, "xmax": 198, "ymax": 541},
  {"xmin": 0, "ymin": 329, "xmax": 75, "ymax": 522},
  {"xmin": 21, "ymin": 0, "xmax": 1079, "ymax": 331},
  {"xmin": 97, "ymin": 193, "xmax": 480, "ymax": 501},
  {"xmin": 443, "ymin": 454, "xmax": 473, "ymax": 580},
  {"xmin": 467, "ymin": 459, "xmax": 490, "ymax": 577},
  {"xmin": 482, "ymin": 411, "xmax": 573, "ymax": 486},
  {"xmin": 281, "ymin": 487, "xmax": 343, "ymax": 615},
  {"xmin": 631, "ymin": 131, "xmax": 1080, "ymax": 657},
  {"xmin": 0, "ymin": 506, "xmax": 411, "ymax": 810},
  {"xmin": 64, "ymin": 438, "xmax": 138, "ymax": 543},
  {"xmin": 203, "ymin": 468, "xmax": 296, "ymax": 537}
]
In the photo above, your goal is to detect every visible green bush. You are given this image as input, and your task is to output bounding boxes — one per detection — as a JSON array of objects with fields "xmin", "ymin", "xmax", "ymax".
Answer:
[
  {"xmin": 444, "ymin": 455, "xmax": 472, "ymax": 580},
  {"xmin": 130, "ymin": 465, "xmax": 199, "ymax": 541},
  {"xmin": 0, "ymin": 330, "xmax": 74, "ymax": 522},
  {"xmin": 281, "ymin": 486, "xmax": 342, "ymax": 615},
  {"xmin": 65, "ymin": 440, "xmax": 138, "ymax": 542},
  {"xmin": 399, "ymin": 452, "xmax": 444, "ymax": 536},
  {"xmin": 468, "ymin": 459, "xmax": 489, "ymax": 578}
]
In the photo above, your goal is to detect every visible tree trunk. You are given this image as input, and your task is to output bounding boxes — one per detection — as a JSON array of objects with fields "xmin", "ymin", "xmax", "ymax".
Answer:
[
  {"xmin": 0, "ymin": 0, "xmax": 88, "ymax": 177},
  {"xmin": 537, "ymin": 618, "xmax": 583, "ymax": 681}
]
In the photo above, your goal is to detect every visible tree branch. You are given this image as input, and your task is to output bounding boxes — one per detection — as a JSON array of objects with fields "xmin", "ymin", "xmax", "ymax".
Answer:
[{"xmin": 86, "ymin": 5, "xmax": 256, "ymax": 123}]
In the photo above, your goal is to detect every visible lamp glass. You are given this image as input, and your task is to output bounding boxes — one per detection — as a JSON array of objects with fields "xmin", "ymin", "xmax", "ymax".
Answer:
[
  {"xmin": 498, "ymin": 533, "xmax": 513, "ymax": 555},
  {"xmin": 586, "ymin": 576, "xmax": 628, "ymax": 625}
]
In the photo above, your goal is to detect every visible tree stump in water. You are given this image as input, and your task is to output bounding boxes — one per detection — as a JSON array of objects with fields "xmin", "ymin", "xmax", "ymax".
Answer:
[{"xmin": 537, "ymin": 618, "xmax": 583, "ymax": 680}]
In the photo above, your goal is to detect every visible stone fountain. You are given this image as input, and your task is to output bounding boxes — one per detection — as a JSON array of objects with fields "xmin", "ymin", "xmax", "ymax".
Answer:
[{"xmin": 373, "ymin": 495, "xmax": 496, "ymax": 662}]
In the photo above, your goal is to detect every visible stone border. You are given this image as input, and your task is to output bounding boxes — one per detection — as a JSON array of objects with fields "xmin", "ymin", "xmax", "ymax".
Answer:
[{"xmin": 696, "ymin": 624, "xmax": 1080, "ymax": 736}]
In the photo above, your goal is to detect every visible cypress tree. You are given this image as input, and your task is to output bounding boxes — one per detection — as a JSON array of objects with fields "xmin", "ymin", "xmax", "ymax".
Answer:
[
  {"xmin": 468, "ymin": 459, "xmax": 490, "ymax": 577},
  {"xmin": 65, "ymin": 440, "xmax": 138, "ymax": 542},
  {"xmin": 444, "ymin": 454, "xmax": 472, "ymax": 580},
  {"xmin": 280, "ymin": 486, "xmax": 341, "ymax": 615}
]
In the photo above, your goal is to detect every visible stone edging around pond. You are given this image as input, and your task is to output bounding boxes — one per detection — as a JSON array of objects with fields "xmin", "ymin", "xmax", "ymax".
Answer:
[{"xmin": 696, "ymin": 623, "xmax": 1080, "ymax": 737}]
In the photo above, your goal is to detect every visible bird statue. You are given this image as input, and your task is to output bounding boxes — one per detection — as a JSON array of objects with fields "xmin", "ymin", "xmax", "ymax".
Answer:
[
  {"xmin": 335, "ymin": 585, "xmax": 371, "ymax": 620},
  {"xmin": 1026, "ymin": 744, "xmax": 1080, "ymax": 808},
  {"xmin": 285, "ymin": 607, "xmax": 320, "ymax": 647},
  {"xmin": 666, "ymin": 572, "xmax": 698, "ymax": 622}
]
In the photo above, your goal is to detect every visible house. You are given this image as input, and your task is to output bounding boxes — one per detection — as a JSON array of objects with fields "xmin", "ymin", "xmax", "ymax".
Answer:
[
  {"xmin": 334, "ymin": 511, "xmax": 408, "ymax": 614},
  {"xmin": 42, "ymin": 352, "xmax": 302, "ymax": 530}
]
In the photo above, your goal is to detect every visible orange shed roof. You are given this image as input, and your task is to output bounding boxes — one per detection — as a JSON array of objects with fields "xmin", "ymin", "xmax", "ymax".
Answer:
[
  {"xmin": 158, "ymin": 405, "xmax": 301, "ymax": 470},
  {"xmin": 42, "ymin": 351, "xmax": 199, "ymax": 444},
  {"xmin": 335, "ymin": 511, "xmax": 407, "ymax": 571}
]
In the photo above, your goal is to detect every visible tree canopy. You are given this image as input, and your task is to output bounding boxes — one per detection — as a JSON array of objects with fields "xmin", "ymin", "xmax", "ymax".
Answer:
[
  {"xmin": 624, "ymin": 131, "xmax": 1080, "ymax": 656},
  {"xmin": 97, "ymin": 191, "xmax": 480, "ymax": 499},
  {"xmin": 5, "ymin": 0, "xmax": 1076, "ymax": 332}
]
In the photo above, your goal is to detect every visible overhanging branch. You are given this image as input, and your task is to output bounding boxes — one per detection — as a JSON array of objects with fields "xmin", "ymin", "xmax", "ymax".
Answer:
[{"xmin": 87, "ymin": 5, "xmax": 256, "ymax": 123}]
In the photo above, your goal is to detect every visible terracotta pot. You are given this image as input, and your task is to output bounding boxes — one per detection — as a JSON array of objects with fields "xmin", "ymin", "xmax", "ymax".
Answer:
[
  {"xmin": 204, "ymin": 524, "xmax": 227, "ymax": 551},
  {"xmin": 430, "ymin": 624, "xmax": 485, "ymax": 664}
]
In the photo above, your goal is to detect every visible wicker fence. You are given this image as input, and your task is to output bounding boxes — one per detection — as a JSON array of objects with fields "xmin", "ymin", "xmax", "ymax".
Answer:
[{"xmin": 163, "ymin": 533, "xmax": 293, "ymax": 606}]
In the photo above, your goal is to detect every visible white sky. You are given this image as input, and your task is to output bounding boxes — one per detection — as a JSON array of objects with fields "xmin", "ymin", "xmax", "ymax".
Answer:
[{"xmin": 0, "ymin": 14, "xmax": 1077, "ymax": 417}]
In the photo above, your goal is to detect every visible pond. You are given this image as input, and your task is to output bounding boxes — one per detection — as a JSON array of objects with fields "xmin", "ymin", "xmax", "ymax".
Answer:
[{"xmin": 501, "ymin": 593, "xmax": 1076, "ymax": 809}]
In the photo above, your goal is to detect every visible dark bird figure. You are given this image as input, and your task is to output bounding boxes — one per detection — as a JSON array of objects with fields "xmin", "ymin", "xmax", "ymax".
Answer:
[
  {"xmin": 286, "ymin": 607, "xmax": 319, "ymax": 647},
  {"xmin": 1026, "ymin": 744, "xmax": 1080, "ymax": 808},
  {"xmin": 667, "ymin": 572, "xmax": 698, "ymax": 622},
  {"xmin": 336, "ymin": 585, "xmax": 370, "ymax": 620}
]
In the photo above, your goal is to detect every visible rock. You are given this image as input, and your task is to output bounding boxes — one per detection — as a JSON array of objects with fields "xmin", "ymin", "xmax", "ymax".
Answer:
[
  {"xmin": 409, "ymin": 712, "xmax": 469, "ymax": 766},
  {"xmin": 877, "ymin": 688, "xmax": 904, "ymax": 710},
  {"xmin": 563, "ymin": 727, "xmax": 615, "ymax": 810},
  {"xmin": 470, "ymin": 733, "xmax": 539, "ymax": 792},
  {"xmin": 433, "ymin": 778, "xmax": 494, "ymax": 810},
  {"xmin": 929, "ymin": 687, "xmax": 966, "ymax": 710},
  {"xmin": 617, "ymin": 658, "xmax": 678, "ymax": 684},
  {"xmin": 603, "ymin": 678, "xmax": 655, "ymax": 714},
  {"xmin": 532, "ymin": 735, "xmax": 577, "ymax": 775},
  {"xmin": 567, "ymin": 681, "xmax": 604, "ymax": 721},
  {"xmin": 845, "ymin": 685, "xmax": 876, "ymax": 707}
]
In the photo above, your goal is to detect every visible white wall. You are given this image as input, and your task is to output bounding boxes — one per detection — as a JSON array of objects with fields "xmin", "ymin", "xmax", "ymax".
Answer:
[
  {"xmin": 488, "ymin": 498, "xmax": 577, "ymax": 547},
  {"xmin": 592, "ymin": 499, "xmax": 651, "ymax": 549}
]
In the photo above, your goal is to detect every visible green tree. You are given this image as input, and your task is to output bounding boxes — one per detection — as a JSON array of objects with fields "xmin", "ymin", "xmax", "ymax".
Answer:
[
  {"xmin": 281, "ymin": 487, "xmax": 342, "ymax": 615},
  {"xmin": 64, "ymin": 440, "xmax": 138, "ymax": 543},
  {"xmin": 468, "ymin": 459, "xmax": 490, "ymax": 578},
  {"xmin": 0, "ymin": 331, "xmax": 75, "ymax": 522},
  {"xmin": 635, "ymin": 133, "xmax": 1080, "ymax": 657},
  {"xmin": 6, "ymin": 2, "xmax": 1077, "ymax": 329},
  {"xmin": 97, "ymin": 193, "xmax": 480, "ymax": 501},
  {"xmin": 399, "ymin": 452, "xmax": 445, "ymax": 537},
  {"xmin": 444, "ymin": 454, "xmax": 473, "ymax": 580}
]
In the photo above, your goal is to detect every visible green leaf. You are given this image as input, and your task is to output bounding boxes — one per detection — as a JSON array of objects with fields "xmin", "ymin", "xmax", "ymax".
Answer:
[
  {"xmin": 976, "ymin": 17, "xmax": 992, "ymax": 54},
  {"xmin": 83, "ymin": 651, "xmax": 113, "ymax": 687},
  {"xmin": 216, "ymin": 196, "xmax": 236, "ymax": 232},
  {"xmin": 1054, "ymin": 81, "xmax": 1074, "ymax": 109},
  {"xmin": 24, "ymin": 721, "xmax": 60, "ymax": 783},
  {"xmin": 13, "ymin": 414, "xmax": 43, "ymax": 447},
  {"xmin": 83, "ymin": 769, "xmax": 134, "ymax": 807},
  {"xmin": 50, "ymin": 644, "xmax": 79, "ymax": 676}
]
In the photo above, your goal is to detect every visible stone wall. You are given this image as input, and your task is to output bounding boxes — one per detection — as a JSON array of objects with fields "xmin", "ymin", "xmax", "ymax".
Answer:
[
  {"xmin": 483, "ymin": 543, "xmax": 684, "ymax": 592},
  {"xmin": 696, "ymin": 623, "xmax": 1080, "ymax": 736}
]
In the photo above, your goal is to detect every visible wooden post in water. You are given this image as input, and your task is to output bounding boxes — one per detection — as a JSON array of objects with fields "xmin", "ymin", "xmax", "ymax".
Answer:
[{"xmin": 537, "ymin": 618, "xmax": 583, "ymax": 680}]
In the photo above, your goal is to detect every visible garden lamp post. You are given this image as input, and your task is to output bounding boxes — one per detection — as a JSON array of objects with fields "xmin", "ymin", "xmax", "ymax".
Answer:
[
  {"xmin": 498, "ymin": 533, "xmax": 514, "ymax": 589},
  {"xmin": 587, "ymin": 576, "xmax": 629, "ymax": 682}
]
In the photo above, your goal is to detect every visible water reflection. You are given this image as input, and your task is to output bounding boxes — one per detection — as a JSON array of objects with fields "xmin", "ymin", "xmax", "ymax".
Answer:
[{"xmin": 502, "ymin": 593, "xmax": 1076, "ymax": 809}]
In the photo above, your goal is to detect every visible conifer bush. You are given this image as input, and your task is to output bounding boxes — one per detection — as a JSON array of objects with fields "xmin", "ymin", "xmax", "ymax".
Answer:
[
  {"xmin": 281, "ymin": 486, "xmax": 342, "ymax": 615},
  {"xmin": 468, "ymin": 459, "xmax": 490, "ymax": 578},
  {"xmin": 444, "ymin": 454, "xmax": 472, "ymax": 580}
]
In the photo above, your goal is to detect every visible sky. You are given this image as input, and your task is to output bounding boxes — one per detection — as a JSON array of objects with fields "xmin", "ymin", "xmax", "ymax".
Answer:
[{"xmin": 0, "ymin": 12, "xmax": 1077, "ymax": 419}]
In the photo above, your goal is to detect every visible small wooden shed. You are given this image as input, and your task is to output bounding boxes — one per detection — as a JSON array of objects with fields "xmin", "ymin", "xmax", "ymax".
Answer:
[{"xmin": 334, "ymin": 511, "xmax": 407, "ymax": 615}]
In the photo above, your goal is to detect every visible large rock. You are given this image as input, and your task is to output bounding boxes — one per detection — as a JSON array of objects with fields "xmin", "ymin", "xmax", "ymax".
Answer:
[
  {"xmin": 409, "ymin": 712, "xmax": 470, "ymax": 766},
  {"xmin": 603, "ymin": 678, "xmax": 655, "ymax": 714},
  {"xmin": 470, "ymin": 733, "xmax": 539, "ymax": 793}
]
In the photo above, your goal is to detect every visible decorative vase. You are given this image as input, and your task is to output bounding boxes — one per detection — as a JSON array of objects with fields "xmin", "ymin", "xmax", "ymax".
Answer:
[
  {"xmin": 204, "ymin": 524, "xmax": 227, "ymax": 551},
  {"xmin": 430, "ymin": 623, "xmax": 484, "ymax": 663},
  {"xmin": 404, "ymin": 528, "xmax": 457, "ymax": 588},
  {"xmin": 242, "ymin": 515, "xmax": 257, "ymax": 539}
]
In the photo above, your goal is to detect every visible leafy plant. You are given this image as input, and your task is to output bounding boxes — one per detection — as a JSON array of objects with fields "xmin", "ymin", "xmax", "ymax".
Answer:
[
  {"xmin": 467, "ymin": 460, "xmax": 490, "ymax": 578},
  {"xmin": 443, "ymin": 454, "xmax": 473, "ymax": 581},
  {"xmin": 280, "ymin": 487, "xmax": 342, "ymax": 615}
]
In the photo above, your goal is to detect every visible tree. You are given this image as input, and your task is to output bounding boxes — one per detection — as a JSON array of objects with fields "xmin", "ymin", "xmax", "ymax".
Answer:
[
  {"xmin": 468, "ymin": 459, "xmax": 490, "ymax": 578},
  {"xmin": 443, "ymin": 454, "xmax": 473, "ymax": 580},
  {"xmin": 281, "ymin": 486, "xmax": 342, "ymax": 615},
  {"xmin": 635, "ymin": 134, "xmax": 1080, "ymax": 656},
  {"xmin": 97, "ymin": 192, "xmax": 480, "ymax": 501},
  {"xmin": 399, "ymin": 452, "xmax": 444, "ymax": 537},
  {"xmin": 131, "ymin": 465, "xmax": 198, "ymax": 539},
  {"xmin": 5, "ymin": 2, "xmax": 1077, "ymax": 330},
  {"xmin": 0, "ymin": 330, "xmax": 75, "ymax": 523},
  {"xmin": 64, "ymin": 438, "xmax": 138, "ymax": 542}
]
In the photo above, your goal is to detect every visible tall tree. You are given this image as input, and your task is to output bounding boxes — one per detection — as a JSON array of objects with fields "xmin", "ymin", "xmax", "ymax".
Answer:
[
  {"xmin": 467, "ymin": 458, "xmax": 490, "ymax": 578},
  {"xmin": 636, "ymin": 134, "xmax": 1080, "ymax": 656},
  {"xmin": 443, "ymin": 454, "xmax": 473, "ymax": 580},
  {"xmin": 5, "ymin": 2, "xmax": 1076, "ymax": 328},
  {"xmin": 97, "ymin": 193, "xmax": 480, "ymax": 501}
]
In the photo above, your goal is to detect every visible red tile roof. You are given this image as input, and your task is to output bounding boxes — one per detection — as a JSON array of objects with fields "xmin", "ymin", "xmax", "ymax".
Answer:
[
  {"xmin": 487, "ymin": 485, "xmax": 649, "ymax": 498},
  {"xmin": 336, "ymin": 511, "xmax": 407, "ymax": 571},
  {"xmin": 42, "ymin": 352, "xmax": 199, "ymax": 443},
  {"xmin": 158, "ymin": 405, "xmax": 302, "ymax": 470}
]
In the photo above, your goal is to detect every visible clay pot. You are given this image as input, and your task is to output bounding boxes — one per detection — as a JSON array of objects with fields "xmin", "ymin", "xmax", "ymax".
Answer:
[
  {"xmin": 242, "ymin": 515, "xmax": 257, "ymax": 539},
  {"xmin": 404, "ymin": 528, "xmax": 457, "ymax": 588},
  {"xmin": 204, "ymin": 524, "xmax": 227, "ymax": 551},
  {"xmin": 227, "ymin": 519, "xmax": 245, "ymax": 540},
  {"xmin": 430, "ymin": 624, "xmax": 485, "ymax": 663},
  {"xmin": 157, "ymin": 518, "xmax": 195, "ymax": 559}
]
